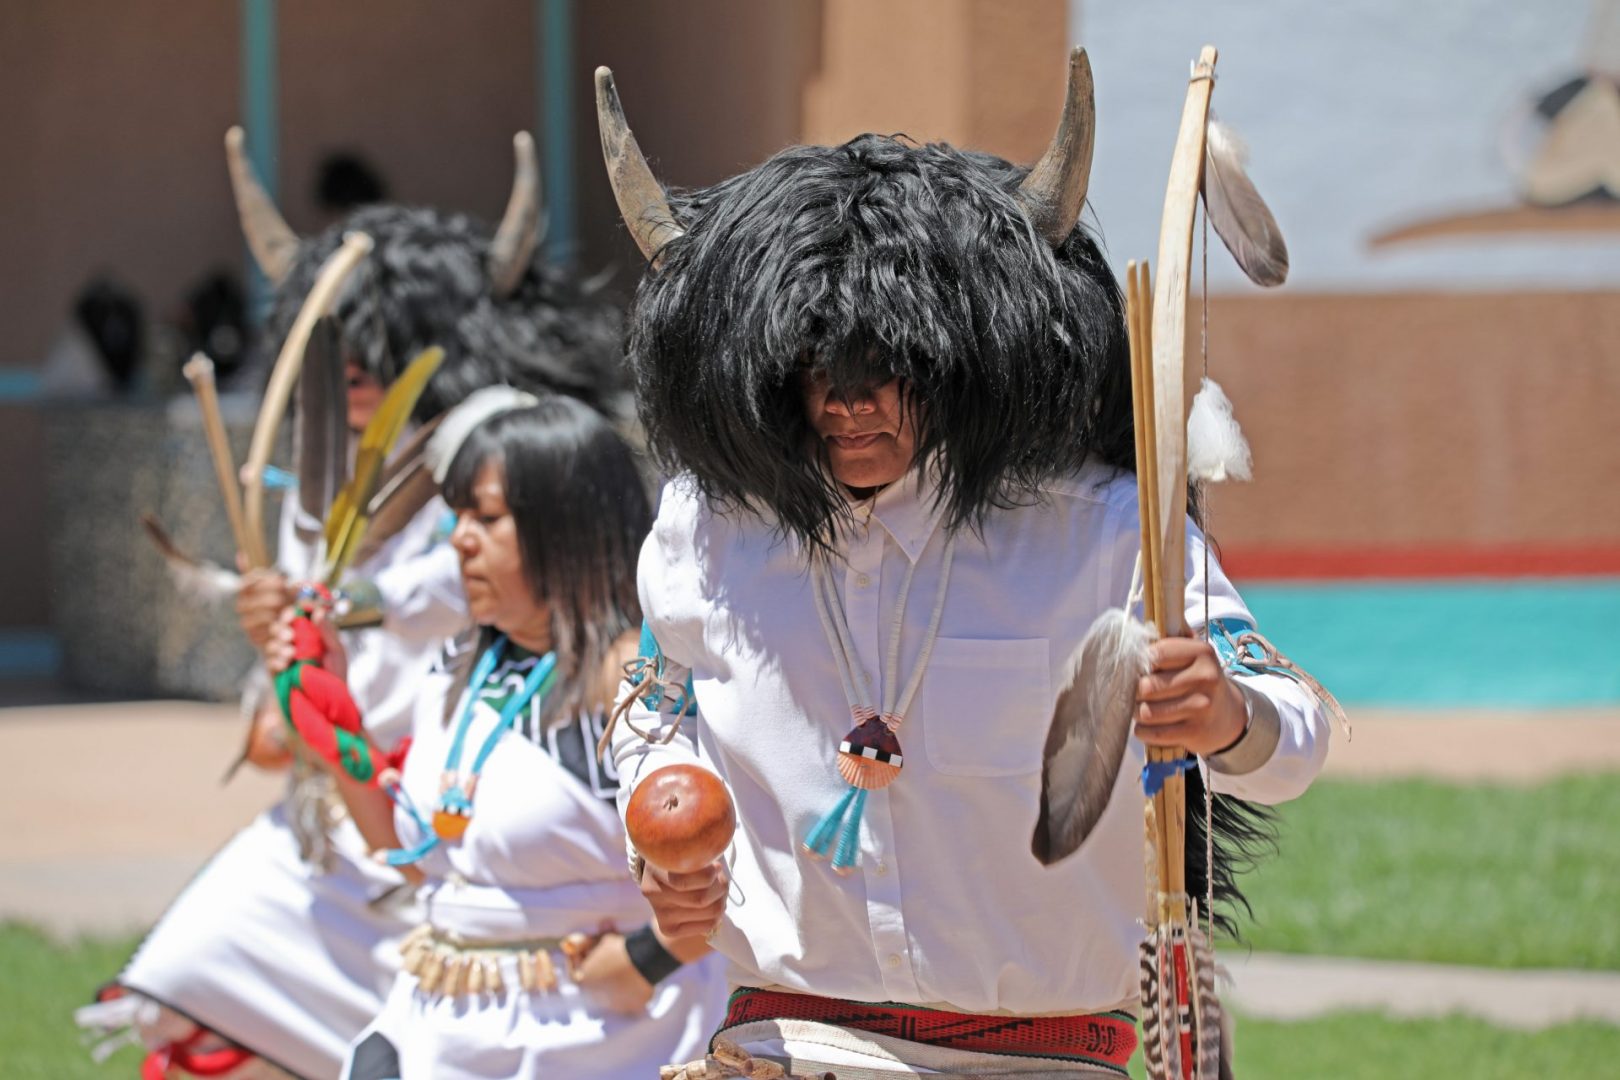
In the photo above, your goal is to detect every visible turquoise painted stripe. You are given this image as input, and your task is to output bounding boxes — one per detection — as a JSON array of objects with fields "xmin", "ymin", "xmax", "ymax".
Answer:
[
  {"xmin": 0, "ymin": 631, "xmax": 62, "ymax": 679},
  {"xmin": 1240, "ymin": 580, "xmax": 1620, "ymax": 708},
  {"xmin": 0, "ymin": 370, "xmax": 42, "ymax": 403}
]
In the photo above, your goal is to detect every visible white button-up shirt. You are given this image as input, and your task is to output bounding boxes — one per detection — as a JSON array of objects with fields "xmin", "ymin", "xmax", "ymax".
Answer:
[{"xmin": 614, "ymin": 463, "xmax": 1329, "ymax": 1015}]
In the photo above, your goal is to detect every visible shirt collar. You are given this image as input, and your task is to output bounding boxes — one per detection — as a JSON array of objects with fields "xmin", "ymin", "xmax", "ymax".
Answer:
[{"xmin": 844, "ymin": 464, "xmax": 949, "ymax": 564}]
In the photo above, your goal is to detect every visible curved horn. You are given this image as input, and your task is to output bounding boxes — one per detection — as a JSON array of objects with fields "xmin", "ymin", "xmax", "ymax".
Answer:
[
  {"xmin": 488, "ymin": 131, "xmax": 545, "ymax": 298},
  {"xmin": 1016, "ymin": 48, "xmax": 1097, "ymax": 247},
  {"xmin": 595, "ymin": 66, "xmax": 684, "ymax": 263},
  {"xmin": 224, "ymin": 126, "xmax": 299, "ymax": 284}
]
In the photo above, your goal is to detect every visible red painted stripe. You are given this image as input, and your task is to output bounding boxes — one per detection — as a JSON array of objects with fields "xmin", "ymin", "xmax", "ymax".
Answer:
[{"xmin": 1220, "ymin": 545, "xmax": 1620, "ymax": 581}]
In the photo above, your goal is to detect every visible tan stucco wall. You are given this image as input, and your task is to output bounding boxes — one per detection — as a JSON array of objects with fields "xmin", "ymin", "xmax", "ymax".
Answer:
[{"xmin": 1206, "ymin": 289, "xmax": 1620, "ymax": 554}]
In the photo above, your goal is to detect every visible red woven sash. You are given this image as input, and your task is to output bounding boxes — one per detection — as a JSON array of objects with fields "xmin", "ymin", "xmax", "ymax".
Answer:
[{"xmin": 720, "ymin": 988, "xmax": 1137, "ymax": 1071}]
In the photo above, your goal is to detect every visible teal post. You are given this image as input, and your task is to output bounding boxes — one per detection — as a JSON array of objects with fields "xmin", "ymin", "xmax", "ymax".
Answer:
[
  {"xmin": 241, "ymin": 0, "xmax": 279, "ymax": 320},
  {"xmin": 538, "ymin": 0, "xmax": 576, "ymax": 265}
]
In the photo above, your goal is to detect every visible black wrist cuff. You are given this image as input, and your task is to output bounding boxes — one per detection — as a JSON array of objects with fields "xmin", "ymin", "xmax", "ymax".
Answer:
[{"xmin": 624, "ymin": 924, "xmax": 683, "ymax": 986}]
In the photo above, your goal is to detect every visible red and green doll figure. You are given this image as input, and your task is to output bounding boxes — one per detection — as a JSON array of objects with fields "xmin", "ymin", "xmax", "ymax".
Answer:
[{"xmin": 273, "ymin": 585, "xmax": 407, "ymax": 784}]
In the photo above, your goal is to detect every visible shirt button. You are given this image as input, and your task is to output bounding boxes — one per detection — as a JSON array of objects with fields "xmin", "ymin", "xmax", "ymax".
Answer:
[
  {"xmin": 875, "ymin": 861, "xmax": 889, "ymax": 875},
  {"xmin": 856, "ymin": 574, "xmax": 871, "ymax": 589},
  {"xmin": 886, "ymin": 953, "xmax": 902, "ymax": 968}
]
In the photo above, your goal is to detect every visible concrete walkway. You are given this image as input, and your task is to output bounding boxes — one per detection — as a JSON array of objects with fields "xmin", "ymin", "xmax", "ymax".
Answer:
[
  {"xmin": 1, "ymin": 699, "xmax": 1616, "ymax": 1030},
  {"xmin": 0, "ymin": 701, "xmax": 279, "ymax": 936},
  {"xmin": 1225, "ymin": 951, "xmax": 1620, "ymax": 1029}
]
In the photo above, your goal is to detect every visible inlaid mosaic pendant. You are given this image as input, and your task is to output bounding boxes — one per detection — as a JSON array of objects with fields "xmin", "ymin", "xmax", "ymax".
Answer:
[{"xmin": 805, "ymin": 707, "xmax": 902, "ymax": 874}]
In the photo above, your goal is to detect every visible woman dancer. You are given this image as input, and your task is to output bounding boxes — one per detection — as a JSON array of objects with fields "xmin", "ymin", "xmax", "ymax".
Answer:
[{"xmin": 281, "ymin": 389, "xmax": 723, "ymax": 1079}]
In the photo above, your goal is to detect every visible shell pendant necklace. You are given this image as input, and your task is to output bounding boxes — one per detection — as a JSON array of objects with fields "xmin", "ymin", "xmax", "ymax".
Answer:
[{"xmin": 804, "ymin": 529, "xmax": 956, "ymax": 874}]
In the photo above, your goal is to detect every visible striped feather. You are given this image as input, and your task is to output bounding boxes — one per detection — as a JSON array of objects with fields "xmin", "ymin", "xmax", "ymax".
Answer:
[
  {"xmin": 1140, "ymin": 935, "xmax": 1166, "ymax": 1078},
  {"xmin": 1189, "ymin": 922, "xmax": 1233, "ymax": 1080}
]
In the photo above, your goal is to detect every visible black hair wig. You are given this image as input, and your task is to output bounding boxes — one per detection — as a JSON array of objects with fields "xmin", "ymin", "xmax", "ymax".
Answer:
[
  {"xmin": 267, "ymin": 204, "xmax": 631, "ymax": 423},
  {"xmin": 627, "ymin": 134, "xmax": 1138, "ymax": 551},
  {"xmin": 440, "ymin": 394, "xmax": 650, "ymax": 722}
]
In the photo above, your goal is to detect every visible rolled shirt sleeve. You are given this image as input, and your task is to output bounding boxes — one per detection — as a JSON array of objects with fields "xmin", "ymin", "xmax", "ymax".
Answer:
[
  {"xmin": 1181, "ymin": 517, "xmax": 1332, "ymax": 804},
  {"xmin": 611, "ymin": 487, "xmax": 729, "ymax": 832}
]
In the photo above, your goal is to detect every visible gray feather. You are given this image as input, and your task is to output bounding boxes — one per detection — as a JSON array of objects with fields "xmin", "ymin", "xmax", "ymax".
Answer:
[
  {"xmin": 295, "ymin": 316, "xmax": 348, "ymax": 524},
  {"xmin": 1203, "ymin": 117, "xmax": 1289, "ymax": 288},
  {"xmin": 1032, "ymin": 608, "xmax": 1154, "ymax": 865}
]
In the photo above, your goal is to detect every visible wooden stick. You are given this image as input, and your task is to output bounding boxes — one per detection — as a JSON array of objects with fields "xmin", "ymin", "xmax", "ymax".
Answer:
[
  {"xmin": 1125, "ymin": 262, "xmax": 1153, "ymax": 622},
  {"xmin": 1127, "ymin": 263, "xmax": 1179, "ymax": 920},
  {"xmin": 1134, "ymin": 260, "xmax": 1162, "ymax": 629},
  {"xmin": 241, "ymin": 231, "xmax": 373, "ymax": 568},
  {"xmin": 182, "ymin": 353, "xmax": 252, "ymax": 558}
]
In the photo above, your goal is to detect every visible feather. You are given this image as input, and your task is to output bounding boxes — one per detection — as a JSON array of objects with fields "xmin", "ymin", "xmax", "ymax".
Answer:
[
  {"xmin": 1032, "ymin": 608, "xmax": 1155, "ymax": 865},
  {"xmin": 323, "ymin": 346, "xmax": 446, "ymax": 582},
  {"xmin": 1188, "ymin": 922, "xmax": 1233, "ymax": 1080},
  {"xmin": 1139, "ymin": 937, "xmax": 1165, "ymax": 1078},
  {"xmin": 346, "ymin": 414, "xmax": 446, "ymax": 569},
  {"xmin": 295, "ymin": 316, "xmax": 347, "ymax": 526},
  {"xmin": 1186, "ymin": 378, "xmax": 1253, "ymax": 484},
  {"xmin": 140, "ymin": 513, "xmax": 239, "ymax": 602},
  {"xmin": 1202, "ymin": 116, "xmax": 1289, "ymax": 288}
]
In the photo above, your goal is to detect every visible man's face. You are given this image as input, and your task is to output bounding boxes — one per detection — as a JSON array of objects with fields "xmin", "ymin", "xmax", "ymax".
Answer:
[
  {"xmin": 345, "ymin": 362, "xmax": 385, "ymax": 432},
  {"xmin": 800, "ymin": 369, "xmax": 917, "ymax": 493}
]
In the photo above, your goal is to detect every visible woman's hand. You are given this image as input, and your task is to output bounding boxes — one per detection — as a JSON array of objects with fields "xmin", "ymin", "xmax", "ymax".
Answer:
[
  {"xmin": 265, "ymin": 601, "xmax": 348, "ymax": 682},
  {"xmin": 572, "ymin": 932, "xmax": 655, "ymax": 1016},
  {"xmin": 1135, "ymin": 637, "xmax": 1248, "ymax": 758},
  {"xmin": 235, "ymin": 568, "xmax": 296, "ymax": 654}
]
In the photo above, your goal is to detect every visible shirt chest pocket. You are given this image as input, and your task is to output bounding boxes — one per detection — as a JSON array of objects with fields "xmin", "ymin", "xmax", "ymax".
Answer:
[{"xmin": 919, "ymin": 637, "xmax": 1051, "ymax": 777}]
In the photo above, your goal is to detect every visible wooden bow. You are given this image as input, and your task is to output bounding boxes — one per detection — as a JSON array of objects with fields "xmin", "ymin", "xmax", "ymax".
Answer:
[
  {"xmin": 240, "ymin": 231, "xmax": 374, "ymax": 568},
  {"xmin": 1145, "ymin": 44, "xmax": 1218, "ymax": 638}
]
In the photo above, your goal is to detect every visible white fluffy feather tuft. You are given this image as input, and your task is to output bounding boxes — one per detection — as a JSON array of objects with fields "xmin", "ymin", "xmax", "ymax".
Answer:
[
  {"xmin": 426, "ymin": 386, "xmax": 541, "ymax": 483},
  {"xmin": 1187, "ymin": 378, "xmax": 1253, "ymax": 483}
]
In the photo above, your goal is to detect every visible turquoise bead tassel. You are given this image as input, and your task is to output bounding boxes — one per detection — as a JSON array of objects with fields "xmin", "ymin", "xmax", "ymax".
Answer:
[
  {"xmin": 804, "ymin": 786, "xmax": 858, "ymax": 858},
  {"xmin": 832, "ymin": 787, "xmax": 869, "ymax": 874},
  {"xmin": 384, "ymin": 834, "xmax": 438, "ymax": 867}
]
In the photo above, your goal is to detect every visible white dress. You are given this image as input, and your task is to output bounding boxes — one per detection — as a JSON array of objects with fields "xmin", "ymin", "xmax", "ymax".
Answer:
[
  {"xmin": 342, "ymin": 641, "xmax": 727, "ymax": 1080},
  {"xmin": 111, "ymin": 498, "xmax": 465, "ymax": 1079}
]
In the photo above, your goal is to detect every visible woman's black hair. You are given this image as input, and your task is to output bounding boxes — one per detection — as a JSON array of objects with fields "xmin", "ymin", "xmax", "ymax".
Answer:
[{"xmin": 441, "ymin": 395, "xmax": 650, "ymax": 722}]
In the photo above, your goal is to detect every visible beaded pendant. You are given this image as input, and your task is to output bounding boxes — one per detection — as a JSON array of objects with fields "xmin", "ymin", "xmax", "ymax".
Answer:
[{"xmin": 432, "ymin": 778, "xmax": 476, "ymax": 841}]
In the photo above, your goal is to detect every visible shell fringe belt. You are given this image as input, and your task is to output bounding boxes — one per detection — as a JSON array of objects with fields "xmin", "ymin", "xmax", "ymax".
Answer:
[{"xmin": 398, "ymin": 923, "xmax": 576, "ymax": 998}]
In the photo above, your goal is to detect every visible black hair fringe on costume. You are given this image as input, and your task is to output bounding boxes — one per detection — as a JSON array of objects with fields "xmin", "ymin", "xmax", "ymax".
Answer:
[
  {"xmin": 440, "ymin": 395, "xmax": 650, "ymax": 724},
  {"xmin": 1181, "ymin": 765, "xmax": 1279, "ymax": 942},
  {"xmin": 266, "ymin": 205, "xmax": 631, "ymax": 423},
  {"xmin": 627, "ymin": 134, "xmax": 1137, "ymax": 551}
]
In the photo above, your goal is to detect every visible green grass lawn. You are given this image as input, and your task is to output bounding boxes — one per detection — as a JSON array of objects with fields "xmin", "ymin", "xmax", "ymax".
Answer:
[
  {"xmin": 5, "ymin": 919, "xmax": 1619, "ymax": 1078},
  {"xmin": 1232, "ymin": 773, "xmax": 1620, "ymax": 970},
  {"xmin": 0, "ymin": 923, "xmax": 142, "ymax": 1079},
  {"xmin": 1126, "ymin": 1012, "xmax": 1620, "ymax": 1079}
]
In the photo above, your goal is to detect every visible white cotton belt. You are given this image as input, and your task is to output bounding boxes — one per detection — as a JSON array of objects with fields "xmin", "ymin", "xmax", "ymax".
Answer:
[{"xmin": 420, "ymin": 876, "xmax": 648, "ymax": 941}]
